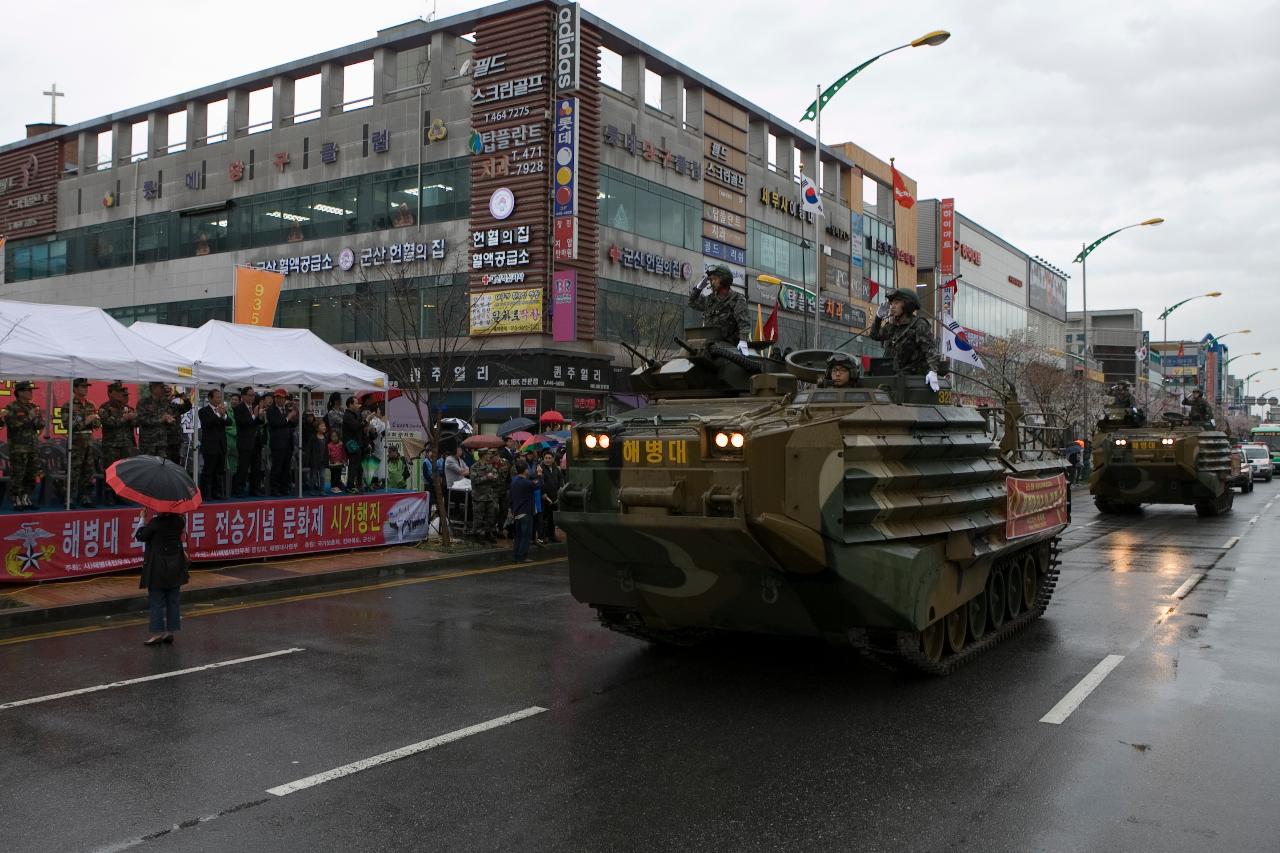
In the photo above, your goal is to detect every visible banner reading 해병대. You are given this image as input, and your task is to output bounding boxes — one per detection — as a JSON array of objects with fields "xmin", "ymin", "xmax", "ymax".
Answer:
[
  {"xmin": 0, "ymin": 492, "xmax": 428, "ymax": 582},
  {"xmin": 233, "ymin": 266, "xmax": 284, "ymax": 326}
]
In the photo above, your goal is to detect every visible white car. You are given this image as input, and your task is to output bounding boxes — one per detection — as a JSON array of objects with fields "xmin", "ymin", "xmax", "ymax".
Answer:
[{"xmin": 1242, "ymin": 444, "xmax": 1274, "ymax": 482}]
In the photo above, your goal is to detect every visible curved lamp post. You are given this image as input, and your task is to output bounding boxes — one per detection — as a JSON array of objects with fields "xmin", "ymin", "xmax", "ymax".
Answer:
[
  {"xmin": 1243, "ymin": 367, "xmax": 1278, "ymax": 405},
  {"xmin": 1072, "ymin": 218, "xmax": 1163, "ymax": 368},
  {"xmin": 1159, "ymin": 290, "xmax": 1221, "ymax": 343},
  {"xmin": 796, "ymin": 30, "xmax": 950, "ymax": 348}
]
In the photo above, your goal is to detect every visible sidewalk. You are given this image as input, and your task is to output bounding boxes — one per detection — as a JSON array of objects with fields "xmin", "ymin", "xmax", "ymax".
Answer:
[{"xmin": 0, "ymin": 538, "xmax": 567, "ymax": 632}]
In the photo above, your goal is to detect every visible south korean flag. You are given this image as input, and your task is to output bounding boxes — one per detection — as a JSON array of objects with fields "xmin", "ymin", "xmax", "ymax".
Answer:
[{"xmin": 941, "ymin": 310, "xmax": 984, "ymax": 368}]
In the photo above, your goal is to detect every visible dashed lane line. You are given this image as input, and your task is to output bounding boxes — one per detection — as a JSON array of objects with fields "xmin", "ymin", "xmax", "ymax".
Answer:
[
  {"xmin": 266, "ymin": 706, "xmax": 548, "ymax": 796},
  {"xmin": 0, "ymin": 648, "xmax": 304, "ymax": 711},
  {"xmin": 1040, "ymin": 655, "xmax": 1125, "ymax": 725},
  {"xmin": 1250, "ymin": 515, "xmax": 1261, "ymax": 524},
  {"xmin": 1222, "ymin": 536, "xmax": 1240, "ymax": 550},
  {"xmin": 1171, "ymin": 573, "xmax": 1206, "ymax": 600}
]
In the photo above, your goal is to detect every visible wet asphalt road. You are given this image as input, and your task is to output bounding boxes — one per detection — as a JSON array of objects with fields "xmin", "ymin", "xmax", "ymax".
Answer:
[{"xmin": 2, "ymin": 485, "xmax": 1278, "ymax": 853}]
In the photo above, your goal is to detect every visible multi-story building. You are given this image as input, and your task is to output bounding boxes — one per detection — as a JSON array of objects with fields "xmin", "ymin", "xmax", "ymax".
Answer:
[{"xmin": 0, "ymin": 0, "xmax": 918, "ymax": 427}]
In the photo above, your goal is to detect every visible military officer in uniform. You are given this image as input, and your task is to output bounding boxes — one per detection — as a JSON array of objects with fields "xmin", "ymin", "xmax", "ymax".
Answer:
[
  {"xmin": 468, "ymin": 449, "xmax": 503, "ymax": 542},
  {"xmin": 822, "ymin": 352, "xmax": 859, "ymax": 388},
  {"xmin": 870, "ymin": 287, "xmax": 946, "ymax": 388},
  {"xmin": 689, "ymin": 264, "xmax": 752, "ymax": 356},
  {"xmin": 59, "ymin": 378, "xmax": 101, "ymax": 507},
  {"xmin": 3, "ymin": 381, "xmax": 45, "ymax": 509},
  {"xmin": 135, "ymin": 381, "xmax": 174, "ymax": 458},
  {"xmin": 99, "ymin": 382, "xmax": 137, "ymax": 504},
  {"xmin": 1183, "ymin": 388, "xmax": 1213, "ymax": 425}
]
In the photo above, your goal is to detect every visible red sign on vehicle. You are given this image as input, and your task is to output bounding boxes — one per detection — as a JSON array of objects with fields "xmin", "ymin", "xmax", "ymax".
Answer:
[{"xmin": 1006, "ymin": 474, "xmax": 1069, "ymax": 539}]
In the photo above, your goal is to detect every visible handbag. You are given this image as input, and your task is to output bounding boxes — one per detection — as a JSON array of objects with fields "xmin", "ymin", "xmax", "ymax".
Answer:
[{"xmin": 345, "ymin": 438, "xmax": 361, "ymax": 454}]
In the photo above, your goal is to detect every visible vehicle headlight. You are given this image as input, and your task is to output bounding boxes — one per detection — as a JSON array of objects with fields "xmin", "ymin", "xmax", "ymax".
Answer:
[
  {"xmin": 598, "ymin": 434, "xmax": 611, "ymax": 449},
  {"xmin": 584, "ymin": 433, "xmax": 598, "ymax": 449},
  {"xmin": 1161, "ymin": 437, "xmax": 1175, "ymax": 445},
  {"xmin": 1114, "ymin": 438, "xmax": 1128, "ymax": 447},
  {"xmin": 710, "ymin": 428, "xmax": 747, "ymax": 455}
]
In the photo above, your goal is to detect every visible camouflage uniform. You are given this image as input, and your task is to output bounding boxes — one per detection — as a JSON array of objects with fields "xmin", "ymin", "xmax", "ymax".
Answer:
[
  {"xmin": 58, "ymin": 382, "xmax": 101, "ymax": 506},
  {"xmin": 135, "ymin": 390, "xmax": 170, "ymax": 457},
  {"xmin": 1184, "ymin": 393, "xmax": 1212, "ymax": 424},
  {"xmin": 99, "ymin": 387, "xmax": 137, "ymax": 502},
  {"xmin": 4, "ymin": 385, "xmax": 44, "ymax": 509},
  {"xmin": 871, "ymin": 314, "xmax": 944, "ymax": 376},
  {"xmin": 689, "ymin": 289, "xmax": 751, "ymax": 346},
  {"xmin": 468, "ymin": 457, "xmax": 502, "ymax": 541},
  {"xmin": 1110, "ymin": 384, "xmax": 1135, "ymax": 409}
]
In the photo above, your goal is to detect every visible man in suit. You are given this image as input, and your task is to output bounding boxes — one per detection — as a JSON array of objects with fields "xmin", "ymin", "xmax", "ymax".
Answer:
[
  {"xmin": 265, "ymin": 389, "xmax": 297, "ymax": 495},
  {"xmin": 198, "ymin": 389, "xmax": 230, "ymax": 500},
  {"xmin": 232, "ymin": 388, "xmax": 265, "ymax": 497}
]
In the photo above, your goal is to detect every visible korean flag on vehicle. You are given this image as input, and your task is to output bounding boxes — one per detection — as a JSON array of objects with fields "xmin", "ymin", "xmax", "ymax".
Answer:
[{"xmin": 941, "ymin": 310, "xmax": 984, "ymax": 368}]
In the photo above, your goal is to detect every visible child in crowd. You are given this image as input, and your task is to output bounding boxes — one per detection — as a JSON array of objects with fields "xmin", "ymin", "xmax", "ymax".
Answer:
[
  {"xmin": 327, "ymin": 429, "xmax": 346, "ymax": 494},
  {"xmin": 304, "ymin": 419, "xmax": 327, "ymax": 495}
]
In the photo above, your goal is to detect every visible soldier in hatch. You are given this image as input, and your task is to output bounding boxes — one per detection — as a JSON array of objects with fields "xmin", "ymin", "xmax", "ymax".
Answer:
[
  {"xmin": 688, "ymin": 265, "xmax": 752, "ymax": 356},
  {"xmin": 822, "ymin": 352, "xmax": 859, "ymax": 388},
  {"xmin": 1183, "ymin": 388, "xmax": 1213, "ymax": 425},
  {"xmin": 870, "ymin": 288, "xmax": 945, "ymax": 388}
]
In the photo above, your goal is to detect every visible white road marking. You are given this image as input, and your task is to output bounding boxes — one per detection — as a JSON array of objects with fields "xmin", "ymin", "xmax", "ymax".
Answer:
[
  {"xmin": 1250, "ymin": 515, "xmax": 1261, "ymax": 524},
  {"xmin": 1040, "ymin": 655, "xmax": 1125, "ymax": 725},
  {"xmin": 1222, "ymin": 536, "xmax": 1240, "ymax": 550},
  {"xmin": 1265, "ymin": 501, "xmax": 1274, "ymax": 510},
  {"xmin": 1081, "ymin": 520, "xmax": 1100, "ymax": 527},
  {"xmin": 0, "ymin": 648, "xmax": 305, "ymax": 711},
  {"xmin": 267, "ymin": 706, "xmax": 548, "ymax": 796},
  {"xmin": 1172, "ymin": 573, "xmax": 1205, "ymax": 600}
]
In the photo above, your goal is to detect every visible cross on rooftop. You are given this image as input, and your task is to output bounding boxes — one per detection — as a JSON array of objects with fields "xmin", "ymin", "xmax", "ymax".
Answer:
[{"xmin": 42, "ymin": 84, "xmax": 64, "ymax": 124}]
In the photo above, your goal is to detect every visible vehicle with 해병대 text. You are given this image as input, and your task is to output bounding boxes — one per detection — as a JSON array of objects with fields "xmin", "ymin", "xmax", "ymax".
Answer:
[
  {"xmin": 1090, "ymin": 409, "xmax": 1234, "ymax": 516},
  {"xmin": 556, "ymin": 327, "xmax": 1072, "ymax": 675}
]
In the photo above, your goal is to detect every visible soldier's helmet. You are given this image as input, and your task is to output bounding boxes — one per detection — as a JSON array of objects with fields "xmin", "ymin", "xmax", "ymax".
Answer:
[
  {"xmin": 827, "ymin": 352, "xmax": 857, "ymax": 372},
  {"xmin": 707, "ymin": 264, "xmax": 733, "ymax": 288},
  {"xmin": 1116, "ymin": 380, "xmax": 1131, "ymax": 389},
  {"xmin": 107, "ymin": 381, "xmax": 127, "ymax": 394},
  {"xmin": 885, "ymin": 287, "xmax": 921, "ymax": 313},
  {"xmin": 1191, "ymin": 387, "xmax": 1204, "ymax": 396},
  {"xmin": 73, "ymin": 378, "xmax": 90, "ymax": 389},
  {"xmin": 13, "ymin": 380, "xmax": 34, "ymax": 393}
]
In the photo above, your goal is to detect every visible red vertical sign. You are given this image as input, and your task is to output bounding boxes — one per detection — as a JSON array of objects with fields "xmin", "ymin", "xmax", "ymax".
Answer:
[{"xmin": 939, "ymin": 198, "xmax": 955, "ymax": 276}]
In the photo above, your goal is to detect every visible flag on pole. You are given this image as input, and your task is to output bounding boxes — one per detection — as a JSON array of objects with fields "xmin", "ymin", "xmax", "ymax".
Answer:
[
  {"xmin": 891, "ymin": 162, "xmax": 915, "ymax": 209},
  {"xmin": 868, "ymin": 280, "xmax": 880, "ymax": 301},
  {"xmin": 762, "ymin": 302, "xmax": 779, "ymax": 342},
  {"xmin": 1177, "ymin": 342, "xmax": 1185, "ymax": 357},
  {"xmin": 799, "ymin": 171, "xmax": 823, "ymax": 216},
  {"xmin": 233, "ymin": 266, "xmax": 285, "ymax": 327},
  {"xmin": 941, "ymin": 310, "xmax": 984, "ymax": 368}
]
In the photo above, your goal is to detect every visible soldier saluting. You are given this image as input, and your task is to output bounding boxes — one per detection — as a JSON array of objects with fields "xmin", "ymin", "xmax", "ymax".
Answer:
[
  {"xmin": 870, "ymin": 287, "xmax": 946, "ymax": 389},
  {"xmin": 689, "ymin": 265, "xmax": 752, "ymax": 357},
  {"xmin": 99, "ymin": 382, "xmax": 137, "ymax": 504},
  {"xmin": 3, "ymin": 381, "xmax": 45, "ymax": 510},
  {"xmin": 58, "ymin": 378, "xmax": 101, "ymax": 507},
  {"xmin": 1183, "ymin": 388, "xmax": 1213, "ymax": 425}
]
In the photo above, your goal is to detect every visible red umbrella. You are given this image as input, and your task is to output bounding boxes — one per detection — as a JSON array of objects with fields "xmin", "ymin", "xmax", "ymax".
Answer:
[
  {"xmin": 508, "ymin": 430, "xmax": 534, "ymax": 442},
  {"xmin": 462, "ymin": 434, "xmax": 505, "ymax": 449},
  {"xmin": 539, "ymin": 411, "xmax": 565, "ymax": 424},
  {"xmin": 106, "ymin": 455, "xmax": 202, "ymax": 514}
]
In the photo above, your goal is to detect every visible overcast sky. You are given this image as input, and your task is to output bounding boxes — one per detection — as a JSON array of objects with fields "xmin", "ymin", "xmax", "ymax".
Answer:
[{"xmin": 3, "ymin": 0, "xmax": 1278, "ymax": 388}]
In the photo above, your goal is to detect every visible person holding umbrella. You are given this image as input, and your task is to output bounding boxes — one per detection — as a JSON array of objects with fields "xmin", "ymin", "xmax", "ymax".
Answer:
[{"xmin": 106, "ymin": 455, "xmax": 201, "ymax": 646}]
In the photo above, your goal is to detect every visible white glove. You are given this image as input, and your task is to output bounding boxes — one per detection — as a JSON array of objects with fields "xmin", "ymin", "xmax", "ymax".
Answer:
[
  {"xmin": 737, "ymin": 341, "xmax": 751, "ymax": 357},
  {"xmin": 876, "ymin": 301, "xmax": 890, "ymax": 319},
  {"xmin": 925, "ymin": 370, "xmax": 940, "ymax": 392}
]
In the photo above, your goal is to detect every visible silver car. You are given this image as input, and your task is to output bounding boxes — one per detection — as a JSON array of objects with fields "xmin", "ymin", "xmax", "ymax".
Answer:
[{"xmin": 1242, "ymin": 444, "xmax": 1275, "ymax": 482}]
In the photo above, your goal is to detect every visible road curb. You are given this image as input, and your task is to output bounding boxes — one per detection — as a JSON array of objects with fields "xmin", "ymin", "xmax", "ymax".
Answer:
[{"xmin": 0, "ymin": 542, "xmax": 567, "ymax": 632}]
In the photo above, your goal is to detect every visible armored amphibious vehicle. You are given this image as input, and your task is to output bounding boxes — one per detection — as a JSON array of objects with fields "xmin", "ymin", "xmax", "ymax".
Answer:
[{"xmin": 557, "ymin": 328, "xmax": 1071, "ymax": 674}]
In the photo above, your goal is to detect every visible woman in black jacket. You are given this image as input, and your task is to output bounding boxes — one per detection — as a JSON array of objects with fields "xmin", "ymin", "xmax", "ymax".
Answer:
[{"xmin": 137, "ymin": 512, "xmax": 190, "ymax": 646}]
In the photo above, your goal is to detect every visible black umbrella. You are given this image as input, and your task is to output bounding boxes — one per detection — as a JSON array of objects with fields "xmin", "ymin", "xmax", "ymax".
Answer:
[
  {"xmin": 497, "ymin": 416, "xmax": 536, "ymax": 437},
  {"xmin": 105, "ymin": 455, "xmax": 202, "ymax": 514}
]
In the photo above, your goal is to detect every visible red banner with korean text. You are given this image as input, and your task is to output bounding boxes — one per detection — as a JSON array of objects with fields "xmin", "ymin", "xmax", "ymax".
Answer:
[
  {"xmin": 1006, "ymin": 474, "xmax": 1069, "ymax": 540},
  {"xmin": 939, "ymin": 198, "xmax": 955, "ymax": 276},
  {"xmin": 0, "ymin": 492, "xmax": 428, "ymax": 582}
]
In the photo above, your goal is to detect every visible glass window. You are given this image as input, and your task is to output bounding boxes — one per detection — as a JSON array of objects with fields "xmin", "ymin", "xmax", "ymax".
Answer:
[{"xmin": 635, "ymin": 185, "xmax": 660, "ymax": 240}]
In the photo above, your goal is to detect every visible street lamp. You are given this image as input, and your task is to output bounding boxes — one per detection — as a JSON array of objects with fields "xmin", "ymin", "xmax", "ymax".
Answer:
[
  {"xmin": 1210, "ymin": 329, "xmax": 1251, "ymax": 343},
  {"xmin": 1243, "ymin": 367, "xmax": 1278, "ymax": 405},
  {"xmin": 1158, "ymin": 290, "xmax": 1221, "ymax": 344},
  {"xmin": 1226, "ymin": 352, "xmax": 1262, "ymax": 367},
  {"xmin": 1075, "ymin": 213, "xmax": 1167, "ymax": 376},
  {"xmin": 798, "ymin": 30, "xmax": 949, "ymax": 348}
]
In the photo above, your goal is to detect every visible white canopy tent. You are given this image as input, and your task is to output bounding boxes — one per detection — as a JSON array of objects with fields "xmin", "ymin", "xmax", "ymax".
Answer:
[
  {"xmin": 0, "ymin": 300, "xmax": 198, "ymax": 511},
  {"xmin": 127, "ymin": 319, "xmax": 388, "ymax": 500},
  {"xmin": 149, "ymin": 320, "xmax": 386, "ymax": 391},
  {"xmin": 0, "ymin": 300, "xmax": 195, "ymax": 384}
]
